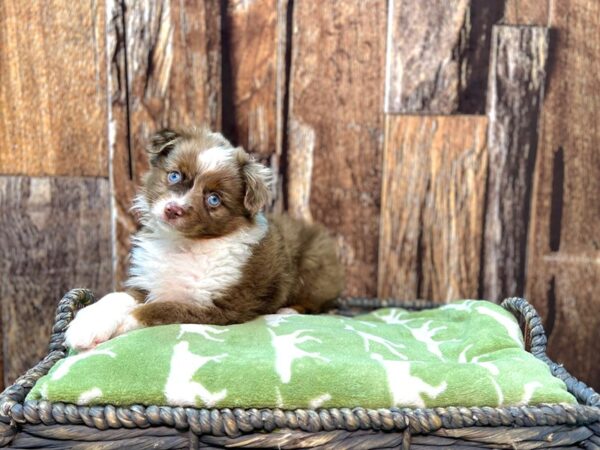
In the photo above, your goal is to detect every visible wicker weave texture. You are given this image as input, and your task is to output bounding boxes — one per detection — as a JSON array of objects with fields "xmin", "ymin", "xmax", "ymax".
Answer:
[{"xmin": 0, "ymin": 289, "xmax": 598, "ymax": 449}]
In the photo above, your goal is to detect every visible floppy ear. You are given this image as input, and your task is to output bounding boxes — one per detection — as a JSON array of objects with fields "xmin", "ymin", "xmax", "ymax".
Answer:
[
  {"xmin": 236, "ymin": 148, "xmax": 273, "ymax": 216},
  {"xmin": 146, "ymin": 129, "xmax": 181, "ymax": 166}
]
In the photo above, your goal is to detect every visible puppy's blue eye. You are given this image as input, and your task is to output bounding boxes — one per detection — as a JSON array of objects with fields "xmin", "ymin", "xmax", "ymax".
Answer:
[
  {"xmin": 167, "ymin": 171, "xmax": 182, "ymax": 184},
  {"xmin": 206, "ymin": 193, "xmax": 221, "ymax": 207}
]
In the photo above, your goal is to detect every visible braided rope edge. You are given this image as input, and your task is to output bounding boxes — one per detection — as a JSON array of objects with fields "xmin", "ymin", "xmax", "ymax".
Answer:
[
  {"xmin": 0, "ymin": 289, "xmax": 598, "ymax": 445},
  {"xmin": 501, "ymin": 297, "xmax": 600, "ymax": 408}
]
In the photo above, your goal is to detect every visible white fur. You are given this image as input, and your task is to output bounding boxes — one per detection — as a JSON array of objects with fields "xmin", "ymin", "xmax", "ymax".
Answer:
[
  {"xmin": 197, "ymin": 146, "xmax": 237, "ymax": 172},
  {"xmin": 276, "ymin": 307, "xmax": 299, "ymax": 315},
  {"xmin": 65, "ymin": 292, "xmax": 140, "ymax": 351},
  {"xmin": 126, "ymin": 214, "xmax": 268, "ymax": 305}
]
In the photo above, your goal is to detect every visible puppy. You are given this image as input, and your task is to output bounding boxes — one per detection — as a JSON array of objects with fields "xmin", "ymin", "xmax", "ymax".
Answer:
[{"xmin": 65, "ymin": 127, "xmax": 344, "ymax": 351}]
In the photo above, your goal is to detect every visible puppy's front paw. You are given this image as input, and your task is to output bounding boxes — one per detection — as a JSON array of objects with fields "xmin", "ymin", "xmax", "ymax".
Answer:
[
  {"xmin": 65, "ymin": 292, "xmax": 139, "ymax": 351},
  {"xmin": 276, "ymin": 307, "xmax": 300, "ymax": 315}
]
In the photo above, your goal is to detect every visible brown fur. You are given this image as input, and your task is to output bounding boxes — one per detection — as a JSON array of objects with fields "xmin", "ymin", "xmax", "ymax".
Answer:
[{"xmin": 128, "ymin": 126, "xmax": 344, "ymax": 327}]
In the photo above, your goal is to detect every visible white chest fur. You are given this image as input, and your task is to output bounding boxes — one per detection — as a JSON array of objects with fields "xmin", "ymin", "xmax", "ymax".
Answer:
[{"xmin": 126, "ymin": 216, "xmax": 268, "ymax": 305}]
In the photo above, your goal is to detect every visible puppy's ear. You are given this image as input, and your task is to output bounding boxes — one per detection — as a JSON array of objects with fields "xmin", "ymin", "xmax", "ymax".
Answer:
[
  {"xmin": 146, "ymin": 129, "xmax": 181, "ymax": 166},
  {"xmin": 236, "ymin": 148, "xmax": 272, "ymax": 216}
]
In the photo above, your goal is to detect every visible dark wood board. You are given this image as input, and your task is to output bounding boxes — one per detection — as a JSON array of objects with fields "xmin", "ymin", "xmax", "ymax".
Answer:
[
  {"xmin": 378, "ymin": 115, "xmax": 488, "ymax": 302},
  {"xmin": 481, "ymin": 25, "xmax": 549, "ymax": 302},
  {"xmin": 108, "ymin": 0, "xmax": 222, "ymax": 286},
  {"xmin": 286, "ymin": 0, "xmax": 387, "ymax": 297},
  {"xmin": 0, "ymin": 177, "xmax": 112, "ymax": 386},
  {"xmin": 385, "ymin": 0, "xmax": 504, "ymax": 114},
  {"xmin": 0, "ymin": 0, "xmax": 108, "ymax": 176}
]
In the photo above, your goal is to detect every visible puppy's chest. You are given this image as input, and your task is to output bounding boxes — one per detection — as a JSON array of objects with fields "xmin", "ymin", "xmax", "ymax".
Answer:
[{"xmin": 127, "ymin": 236, "xmax": 253, "ymax": 304}]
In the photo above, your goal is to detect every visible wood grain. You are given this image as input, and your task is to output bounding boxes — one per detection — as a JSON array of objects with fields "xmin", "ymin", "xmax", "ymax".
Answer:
[
  {"xmin": 526, "ymin": 0, "xmax": 600, "ymax": 390},
  {"xmin": 223, "ymin": 0, "xmax": 289, "ymax": 210},
  {"xmin": 0, "ymin": 177, "xmax": 112, "ymax": 386},
  {"xmin": 378, "ymin": 116, "xmax": 488, "ymax": 302},
  {"xmin": 482, "ymin": 25, "xmax": 549, "ymax": 302},
  {"xmin": 385, "ymin": 0, "xmax": 504, "ymax": 114},
  {"xmin": 108, "ymin": 0, "xmax": 222, "ymax": 286},
  {"xmin": 504, "ymin": 0, "xmax": 550, "ymax": 25},
  {"xmin": 224, "ymin": 0, "xmax": 280, "ymax": 157},
  {"xmin": 287, "ymin": 0, "xmax": 386, "ymax": 297},
  {"xmin": 0, "ymin": 0, "xmax": 108, "ymax": 176},
  {"xmin": 527, "ymin": 260, "xmax": 600, "ymax": 390}
]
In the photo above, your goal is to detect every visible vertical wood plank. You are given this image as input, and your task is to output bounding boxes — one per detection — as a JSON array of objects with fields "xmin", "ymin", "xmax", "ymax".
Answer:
[
  {"xmin": 526, "ymin": 0, "xmax": 600, "ymax": 389},
  {"xmin": 223, "ymin": 0, "xmax": 289, "ymax": 210},
  {"xmin": 378, "ymin": 116, "xmax": 488, "ymax": 302},
  {"xmin": 527, "ymin": 261, "xmax": 600, "ymax": 390},
  {"xmin": 224, "ymin": 0, "xmax": 280, "ymax": 157},
  {"xmin": 287, "ymin": 0, "xmax": 386, "ymax": 296},
  {"xmin": 385, "ymin": 0, "xmax": 504, "ymax": 114},
  {"xmin": 0, "ymin": 1, "xmax": 108, "ymax": 176},
  {"xmin": 108, "ymin": 0, "xmax": 222, "ymax": 286},
  {"xmin": 482, "ymin": 25, "xmax": 549, "ymax": 302},
  {"xmin": 0, "ymin": 177, "xmax": 112, "ymax": 386}
]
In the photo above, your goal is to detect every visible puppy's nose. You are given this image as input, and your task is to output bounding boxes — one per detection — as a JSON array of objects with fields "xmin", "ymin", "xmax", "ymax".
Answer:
[{"xmin": 164, "ymin": 202, "xmax": 186, "ymax": 220}]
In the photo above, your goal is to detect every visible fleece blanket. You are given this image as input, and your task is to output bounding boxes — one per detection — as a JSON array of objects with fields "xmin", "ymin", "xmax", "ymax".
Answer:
[{"xmin": 27, "ymin": 300, "xmax": 575, "ymax": 409}]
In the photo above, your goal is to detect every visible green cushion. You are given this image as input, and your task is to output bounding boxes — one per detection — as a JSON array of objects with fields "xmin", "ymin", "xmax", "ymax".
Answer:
[{"xmin": 27, "ymin": 300, "xmax": 575, "ymax": 409}]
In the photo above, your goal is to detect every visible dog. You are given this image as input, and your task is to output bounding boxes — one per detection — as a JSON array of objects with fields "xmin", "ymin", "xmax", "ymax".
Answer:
[{"xmin": 65, "ymin": 127, "xmax": 344, "ymax": 351}]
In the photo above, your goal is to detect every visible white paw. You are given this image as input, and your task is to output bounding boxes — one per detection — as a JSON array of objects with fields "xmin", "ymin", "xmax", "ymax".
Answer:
[
  {"xmin": 65, "ymin": 292, "xmax": 139, "ymax": 351},
  {"xmin": 276, "ymin": 307, "xmax": 299, "ymax": 315}
]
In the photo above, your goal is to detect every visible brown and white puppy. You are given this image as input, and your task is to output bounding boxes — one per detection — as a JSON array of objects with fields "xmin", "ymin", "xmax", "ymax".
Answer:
[{"xmin": 65, "ymin": 127, "xmax": 344, "ymax": 351}]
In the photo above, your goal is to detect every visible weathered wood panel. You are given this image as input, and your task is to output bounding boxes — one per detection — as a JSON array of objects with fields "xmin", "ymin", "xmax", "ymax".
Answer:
[
  {"xmin": 287, "ymin": 0, "xmax": 386, "ymax": 297},
  {"xmin": 108, "ymin": 0, "xmax": 221, "ymax": 286},
  {"xmin": 378, "ymin": 116, "xmax": 488, "ymax": 302},
  {"xmin": 528, "ymin": 260, "xmax": 600, "ymax": 390},
  {"xmin": 223, "ymin": 0, "xmax": 289, "ymax": 210},
  {"xmin": 482, "ymin": 25, "xmax": 549, "ymax": 302},
  {"xmin": 0, "ymin": 1, "xmax": 108, "ymax": 176},
  {"xmin": 0, "ymin": 177, "xmax": 112, "ymax": 386},
  {"xmin": 224, "ymin": 0, "xmax": 280, "ymax": 157},
  {"xmin": 385, "ymin": 0, "xmax": 503, "ymax": 114},
  {"xmin": 504, "ymin": 0, "xmax": 550, "ymax": 25},
  {"xmin": 526, "ymin": 0, "xmax": 600, "ymax": 389}
]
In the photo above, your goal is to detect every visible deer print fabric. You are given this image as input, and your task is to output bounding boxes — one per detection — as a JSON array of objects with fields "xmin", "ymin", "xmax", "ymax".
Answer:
[{"xmin": 27, "ymin": 301, "xmax": 575, "ymax": 408}]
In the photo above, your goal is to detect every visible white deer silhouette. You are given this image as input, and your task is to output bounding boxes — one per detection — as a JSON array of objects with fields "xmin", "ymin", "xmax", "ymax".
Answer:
[
  {"xmin": 177, "ymin": 324, "xmax": 229, "ymax": 342},
  {"xmin": 164, "ymin": 341, "xmax": 227, "ymax": 407},
  {"xmin": 404, "ymin": 321, "xmax": 448, "ymax": 359},
  {"xmin": 268, "ymin": 329, "xmax": 329, "ymax": 383},
  {"xmin": 52, "ymin": 348, "xmax": 116, "ymax": 380},
  {"xmin": 373, "ymin": 312, "xmax": 452, "ymax": 360},
  {"xmin": 374, "ymin": 309, "xmax": 408, "ymax": 325},
  {"xmin": 371, "ymin": 353, "xmax": 447, "ymax": 408},
  {"xmin": 458, "ymin": 345, "xmax": 504, "ymax": 405},
  {"xmin": 344, "ymin": 324, "xmax": 407, "ymax": 359}
]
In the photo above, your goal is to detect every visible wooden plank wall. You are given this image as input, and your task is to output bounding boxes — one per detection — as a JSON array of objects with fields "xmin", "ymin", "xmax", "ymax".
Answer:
[
  {"xmin": 524, "ymin": 1, "xmax": 600, "ymax": 391},
  {"xmin": 0, "ymin": 0, "xmax": 112, "ymax": 389},
  {"xmin": 287, "ymin": 1, "xmax": 387, "ymax": 297},
  {"xmin": 0, "ymin": 0, "xmax": 598, "ymax": 392}
]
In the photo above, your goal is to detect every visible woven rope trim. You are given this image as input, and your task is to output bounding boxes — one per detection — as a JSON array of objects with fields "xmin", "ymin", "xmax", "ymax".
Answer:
[{"xmin": 0, "ymin": 289, "xmax": 598, "ymax": 444}]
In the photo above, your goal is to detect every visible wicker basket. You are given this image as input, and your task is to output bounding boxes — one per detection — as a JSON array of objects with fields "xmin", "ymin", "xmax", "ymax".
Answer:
[{"xmin": 0, "ymin": 289, "xmax": 598, "ymax": 449}]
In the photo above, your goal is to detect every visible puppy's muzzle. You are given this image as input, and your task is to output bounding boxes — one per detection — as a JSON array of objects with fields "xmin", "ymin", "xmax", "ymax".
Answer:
[{"xmin": 164, "ymin": 202, "xmax": 186, "ymax": 220}]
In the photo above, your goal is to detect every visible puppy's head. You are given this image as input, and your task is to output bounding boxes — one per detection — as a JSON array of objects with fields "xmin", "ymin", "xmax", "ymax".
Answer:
[{"xmin": 134, "ymin": 127, "xmax": 272, "ymax": 238}]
